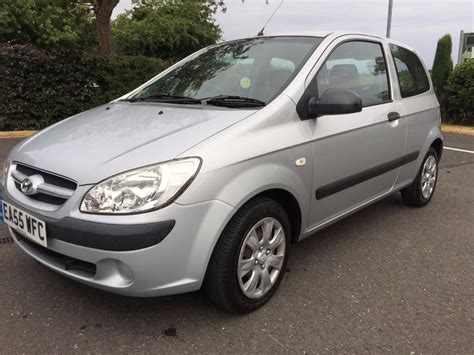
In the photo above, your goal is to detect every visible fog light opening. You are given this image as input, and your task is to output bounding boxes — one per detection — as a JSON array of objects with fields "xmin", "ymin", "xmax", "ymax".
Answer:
[{"xmin": 116, "ymin": 261, "xmax": 134, "ymax": 283}]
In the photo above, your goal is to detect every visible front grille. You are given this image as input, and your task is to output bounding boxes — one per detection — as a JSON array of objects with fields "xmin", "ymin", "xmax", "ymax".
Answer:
[
  {"xmin": 13, "ymin": 163, "xmax": 77, "ymax": 206},
  {"xmin": 16, "ymin": 164, "xmax": 77, "ymax": 190},
  {"xmin": 14, "ymin": 182, "xmax": 66, "ymax": 206}
]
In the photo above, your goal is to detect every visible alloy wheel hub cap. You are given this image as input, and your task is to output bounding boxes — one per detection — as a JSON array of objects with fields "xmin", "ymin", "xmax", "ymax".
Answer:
[
  {"xmin": 237, "ymin": 217, "xmax": 286, "ymax": 299},
  {"xmin": 421, "ymin": 155, "xmax": 437, "ymax": 199}
]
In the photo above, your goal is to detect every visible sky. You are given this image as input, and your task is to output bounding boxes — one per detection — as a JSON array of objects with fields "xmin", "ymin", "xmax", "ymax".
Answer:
[{"xmin": 113, "ymin": 0, "xmax": 474, "ymax": 68}]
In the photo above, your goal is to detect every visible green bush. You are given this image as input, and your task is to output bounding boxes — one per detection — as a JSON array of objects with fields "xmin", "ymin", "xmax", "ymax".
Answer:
[
  {"xmin": 0, "ymin": 44, "xmax": 169, "ymax": 130},
  {"xmin": 446, "ymin": 60, "xmax": 474, "ymax": 125}
]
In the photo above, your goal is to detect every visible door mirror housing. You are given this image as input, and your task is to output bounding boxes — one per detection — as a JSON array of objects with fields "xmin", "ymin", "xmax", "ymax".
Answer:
[{"xmin": 307, "ymin": 89, "xmax": 363, "ymax": 118}]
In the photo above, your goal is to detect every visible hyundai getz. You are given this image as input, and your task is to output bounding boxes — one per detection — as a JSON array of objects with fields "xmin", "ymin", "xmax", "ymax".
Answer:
[{"xmin": 2, "ymin": 32, "xmax": 443, "ymax": 312}]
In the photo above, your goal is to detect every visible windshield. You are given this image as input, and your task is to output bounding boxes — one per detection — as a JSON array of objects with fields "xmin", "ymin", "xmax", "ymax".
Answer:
[{"xmin": 127, "ymin": 36, "xmax": 323, "ymax": 107}]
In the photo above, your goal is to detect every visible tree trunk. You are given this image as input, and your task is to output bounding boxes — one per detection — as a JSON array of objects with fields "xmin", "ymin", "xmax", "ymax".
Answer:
[
  {"xmin": 93, "ymin": 0, "xmax": 119, "ymax": 55},
  {"xmin": 96, "ymin": 12, "xmax": 113, "ymax": 55}
]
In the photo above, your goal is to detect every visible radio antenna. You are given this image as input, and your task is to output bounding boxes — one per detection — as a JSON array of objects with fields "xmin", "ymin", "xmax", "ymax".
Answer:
[{"xmin": 257, "ymin": 0, "xmax": 284, "ymax": 36}]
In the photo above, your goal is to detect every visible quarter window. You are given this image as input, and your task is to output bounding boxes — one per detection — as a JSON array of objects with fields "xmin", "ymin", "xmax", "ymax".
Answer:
[
  {"xmin": 390, "ymin": 44, "xmax": 430, "ymax": 98},
  {"xmin": 316, "ymin": 41, "xmax": 391, "ymax": 107}
]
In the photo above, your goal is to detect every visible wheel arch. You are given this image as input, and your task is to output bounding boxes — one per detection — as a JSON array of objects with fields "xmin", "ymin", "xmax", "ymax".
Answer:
[
  {"xmin": 430, "ymin": 137, "xmax": 443, "ymax": 161},
  {"xmin": 249, "ymin": 188, "xmax": 302, "ymax": 243},
  {"xmin": 415, "ymin": 125, "xmax": 444, "ymax": 171},
  {"xmin": 209, "ymin": 186, "xmax": 304, "ymax": 260}
]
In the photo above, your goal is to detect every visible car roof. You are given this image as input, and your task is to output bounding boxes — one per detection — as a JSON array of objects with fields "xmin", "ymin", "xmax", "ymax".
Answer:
[
  {"xmin": 235, "ymin": 31, "xmax": 421, "ymax": 57},
  {"xmin": 252, "ymin": 31, "xmax": 386, "ymax": 40},
  {"xmin": 262, "ymin": 30, "xmax": 334, "ymax": 38}
]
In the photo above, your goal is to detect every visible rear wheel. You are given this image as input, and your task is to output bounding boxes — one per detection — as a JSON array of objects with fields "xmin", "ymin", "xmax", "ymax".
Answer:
[
  {"xmin": 401, "ymin": 147, "xmax": 439, "ymax": 207},
  {"xmin": 205, "ymin": 197, "xmax": 290, "ymax": 313}
]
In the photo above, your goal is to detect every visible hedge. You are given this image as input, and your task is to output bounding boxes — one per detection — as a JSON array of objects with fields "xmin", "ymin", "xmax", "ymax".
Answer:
[
  {"xmin": 446, "ymin": 60, "xmax": 474, "ymax": 125},
  {"xmin": 0, "ymin": 44, "xmax": 169, "ymax": 130}
]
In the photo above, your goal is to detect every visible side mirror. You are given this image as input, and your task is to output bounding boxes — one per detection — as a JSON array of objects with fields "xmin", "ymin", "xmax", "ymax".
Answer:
[{"xmin": 307, "ymin": 89, "xmax": 363, "ymax": 118}]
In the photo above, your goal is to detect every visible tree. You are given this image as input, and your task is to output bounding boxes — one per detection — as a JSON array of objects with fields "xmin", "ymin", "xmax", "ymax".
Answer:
[
  {"xmin": 0, "ymin": 0, "xmax": 226, "ymax": 55},
  {"xmin": 79, "ymin": 0, "xmax": 224, "ymax": 56},
  {"xmin": 113, "ymin": 0, "xmax": 225, "ymax": 59},
  {"xmin": 0, "ymin": 0, "xmax": 96, "ymax": 51},
  {"xmin": 431, "ymin": 34, "xmax": 454, "ymax": 119},
  {"xmin": 431, "ymin": 34, "xmax": 453, "ymax": 92}
]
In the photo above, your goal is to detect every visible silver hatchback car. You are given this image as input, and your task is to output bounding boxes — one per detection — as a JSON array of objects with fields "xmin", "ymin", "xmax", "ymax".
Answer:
[{"xmin": 2, "ymin": 32, "xmax": 442, "ymax": 312}]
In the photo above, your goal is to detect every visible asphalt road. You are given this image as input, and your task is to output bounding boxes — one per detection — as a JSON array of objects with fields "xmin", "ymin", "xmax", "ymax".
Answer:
[{"xmin": 0, "ymin": 133, "xmax": 473, "ymax": 354}]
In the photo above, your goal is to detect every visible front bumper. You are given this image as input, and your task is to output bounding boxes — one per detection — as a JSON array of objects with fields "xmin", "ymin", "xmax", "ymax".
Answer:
[
  {"xmin": 5, "ymin": 192, "xmax": 235, "ymax": 297},
  {"xmin": 27, "ymin": 215, "xmax": 176, "ymax": 251}
]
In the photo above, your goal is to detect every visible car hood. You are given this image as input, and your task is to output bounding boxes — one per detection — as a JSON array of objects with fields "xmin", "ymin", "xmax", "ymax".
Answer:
[{"xmin": 12, "ymin": 102, "xmax": 256, "ymax": 184}]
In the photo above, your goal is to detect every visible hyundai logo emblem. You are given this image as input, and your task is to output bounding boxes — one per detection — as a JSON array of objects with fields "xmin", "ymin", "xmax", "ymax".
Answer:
[{"xmin": 20, "ymin": 178, "xmax": 35, "ymax": 195}]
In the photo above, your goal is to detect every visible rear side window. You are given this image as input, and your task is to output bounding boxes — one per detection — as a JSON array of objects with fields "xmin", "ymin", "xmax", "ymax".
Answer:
[
  {"xmin": 316, "ymin": 41, "xmax": 391, "ymax": 107},
  {"xmin": 390, "ymin": 44, "xmax": 430, "ymax": 98}
]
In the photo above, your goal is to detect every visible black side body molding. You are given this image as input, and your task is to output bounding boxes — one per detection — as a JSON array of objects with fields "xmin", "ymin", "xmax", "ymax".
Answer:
[{"xmin": 315, "ymin": 151, "xmax": 419, "ymax": 200}]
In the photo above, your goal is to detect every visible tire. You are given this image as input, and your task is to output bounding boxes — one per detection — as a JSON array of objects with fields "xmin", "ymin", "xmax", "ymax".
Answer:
[
  {"xmin": 401, "ymin": 147, "xmax": 439, "ymax": 207},
  {"xmin": 204, "ymin": 197, "xmax": 290, "ymax": 313}
]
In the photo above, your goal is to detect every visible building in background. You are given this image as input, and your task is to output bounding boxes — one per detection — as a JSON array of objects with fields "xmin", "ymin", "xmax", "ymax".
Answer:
[{"xmin": 457, "ymin": 31, "xmax": 474, "ymax": 64}]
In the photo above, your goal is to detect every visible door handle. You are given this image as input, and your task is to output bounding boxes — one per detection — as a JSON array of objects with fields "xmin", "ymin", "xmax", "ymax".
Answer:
[{"xmin": 387, "ymin": 112, "xmax": 401, "ymax": 122}]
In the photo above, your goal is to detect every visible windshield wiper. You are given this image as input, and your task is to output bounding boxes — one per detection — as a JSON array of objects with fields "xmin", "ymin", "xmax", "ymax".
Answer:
[
  {"xmin": 122, "ymin": 93, "xmax": 201, "ymax": 104},
  {"xmin": 122, "ymin": 93, "xmax": 266, "ymax": 108},
  {"xmin": 201, "ymin": 95, "xmax": 266, "ymax": 108}
]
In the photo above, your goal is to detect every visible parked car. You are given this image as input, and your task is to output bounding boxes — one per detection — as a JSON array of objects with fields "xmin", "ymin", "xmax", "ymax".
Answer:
[{"xmin": 2, "ymin": 32, "xmax": 443, "ymax": 312}]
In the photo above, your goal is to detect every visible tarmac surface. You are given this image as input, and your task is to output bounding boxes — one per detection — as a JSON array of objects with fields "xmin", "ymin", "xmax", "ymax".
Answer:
[{"xmin": 0, "ymin": 133, "xmax": 473, "ymax": 353}]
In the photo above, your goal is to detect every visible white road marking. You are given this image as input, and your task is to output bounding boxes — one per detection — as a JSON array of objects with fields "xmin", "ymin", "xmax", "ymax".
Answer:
[{"xmin": 444, "ymin": 147, "xmax": 474, "ymax": 154}]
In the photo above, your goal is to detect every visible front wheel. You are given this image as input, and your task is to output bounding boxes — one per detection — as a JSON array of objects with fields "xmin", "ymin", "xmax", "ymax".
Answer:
[
  {"xmin": 204, "ymin": 197, "xmax": 290, "ymax": 313},
  {"xmin": 401, "ymin": 147, "xmax": 439, "ymax": 207}
]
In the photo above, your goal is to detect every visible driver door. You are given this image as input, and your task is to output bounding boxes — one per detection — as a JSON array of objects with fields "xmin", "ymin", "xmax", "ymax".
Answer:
[{"xmin": 306, "ymin": 38, "xmax": 407, "ymax": 230}]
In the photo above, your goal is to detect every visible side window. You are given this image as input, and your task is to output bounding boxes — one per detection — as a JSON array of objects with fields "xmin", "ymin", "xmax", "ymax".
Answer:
[
  {"xmin": 390, "ymin": 44, "xmax": 430, "ymax": 98},
  {"xmin": 316, "ymin": 41, "xmax": 391, "ymax": 107}
]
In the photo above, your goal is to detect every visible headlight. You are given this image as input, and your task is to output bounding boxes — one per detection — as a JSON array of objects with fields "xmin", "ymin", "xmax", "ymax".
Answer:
[
  {"xmin": 80, "ymin": 158, "xmax": 201, "ymax": 214},
  {"xmin": 2, "ymin": 159, "xmax": 11, "ymax": 187}
]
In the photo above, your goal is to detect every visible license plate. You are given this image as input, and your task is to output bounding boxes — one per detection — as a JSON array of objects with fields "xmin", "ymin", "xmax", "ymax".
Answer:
[{"xmin": 2, "ymin": 201, "xmax": 47, "ymax": 247}]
